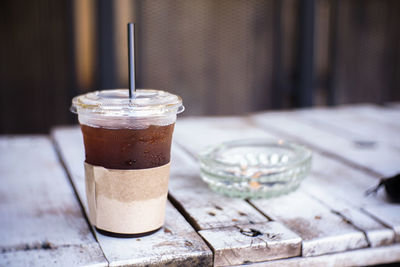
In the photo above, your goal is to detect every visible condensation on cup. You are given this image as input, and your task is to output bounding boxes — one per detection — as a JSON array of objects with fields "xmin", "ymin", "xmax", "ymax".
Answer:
[{"xmin": 71, "ymin": 89, "xmax": 184, "ymax": 237}]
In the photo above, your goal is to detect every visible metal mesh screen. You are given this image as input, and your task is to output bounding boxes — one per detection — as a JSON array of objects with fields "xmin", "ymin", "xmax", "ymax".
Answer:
[{"xmin": 133, "ymin": 0, "xmax": 276, "ymax": 115}]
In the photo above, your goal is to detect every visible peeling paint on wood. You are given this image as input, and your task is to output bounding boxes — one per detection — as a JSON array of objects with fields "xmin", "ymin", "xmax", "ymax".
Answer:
[
  {"xmin": 247, "ymin": 244, "xmax": 400, "ymax": 267},
  {"xmin": 363, "ymin": 204, "xmax": 400, "ymax": 242},
  {"xmin": 199, "ymin": 221, "xmax": 301, "ymax": 266},
  {"xmin": 250, "ymin": 110, "xmax": 400, "ymax": 245},
  {"xmin": 251, "ymin": 191, "xmax": 368, "ymax": 256},
  {"xmin": 52, "ymin": 127, "xmax": 213, "ymax": 267},
  {"xmin": 0, "ymin": 243, "xmax": 106, "ymax": 267},
  {"xmin": 251, "ymin": 111, "xmax": 400, "ymax": 177},
  {"xmin": 0, "ymin": 136, "xmax": 107, "ymax": 266},
  {"xmin": 169, "ymin": 146, "xmax": 268, "ymax": 230},
  {"xmin": 174, "ymin": 118, "xmax": 371, "ymax": 257}
]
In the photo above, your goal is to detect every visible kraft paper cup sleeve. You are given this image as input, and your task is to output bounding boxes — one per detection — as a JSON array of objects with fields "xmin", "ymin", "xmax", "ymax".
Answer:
[{"xmin": 84, "ymin": 162, "xmax": 171, "ymax": 234}]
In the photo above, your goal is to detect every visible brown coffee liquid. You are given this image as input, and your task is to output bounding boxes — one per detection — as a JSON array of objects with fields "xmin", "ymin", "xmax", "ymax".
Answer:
[{"xmin": 81, "ymin": 124, "xmax": 174, "ymax": 169}]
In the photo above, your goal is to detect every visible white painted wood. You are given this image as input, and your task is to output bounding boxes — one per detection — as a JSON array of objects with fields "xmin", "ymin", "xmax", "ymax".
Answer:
[
  {"xmin": 251, "ymin": 111, "xmax": 400, "ymax": 177},
  {"xmin": 246, "ymin": 244, "xmax": 400, "ymax": 267},
  {"xmin": 52, "ymin": 127, "xmax": 213, "ymax": 266},
  {"xmin": 51, "ymin": 127, "xmax": 88, "ymax": 211},
  {"xmin": 338, "ymin": 104, "xmax": 400, "ymax": 128},
  {"xmin": 174, "ymin": 116, "xmax": 276, "ymax": 155},
  {"xmin": 251, "ymin": 190, "xmax": 368, "ymax": 256},
  {"xmin": 170, "ymin": 143, "xmax": 199, "ymax": 177},
  {"xmin": 363, "ymin": 204, "xmax": 400, "ymax": 242},
  {"xmin": 0, "ymin": 243, "xmax": 106, "ymax": 267},
  {"xmin": 251, "ymin": 111, "xmax": 400, "ymax": 246},
  {"xmin": 302, "ymin": 155, "xmax": 396, "ymax": 247},
  {"xmin": 169, "ymin": 146, "xmax": 268, "ymax": 230},
  {"xmin": 199, "ymin": 221, "xmax": 301, "ymax": 266},
  {"xmin": 303, "ymin": 183, "xmax": 395, "ymax": 247},
  {"xmin": 174, "ymin": 118, "xmax": 370, "ymax": 256},
  {"xmin": 297, "ymin": 106, "xmax": 400, "ymax": 150},
  {"xmin": 0, "ymin": 136, "xmax": 106, "ymax": 266},
  {"xmin": 99, "ymin": 202, "xmax": 212, "ymax": 267}
]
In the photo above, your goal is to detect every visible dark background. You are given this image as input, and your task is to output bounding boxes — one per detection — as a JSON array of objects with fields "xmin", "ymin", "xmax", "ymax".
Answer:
[{"xmin": 1, "ymin": 0, "xmax": 399, "ymax": 133}]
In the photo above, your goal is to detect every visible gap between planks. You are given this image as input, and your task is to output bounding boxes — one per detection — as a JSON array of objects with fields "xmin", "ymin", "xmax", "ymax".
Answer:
[
  {"xmin": 249, "ymin": 108, "xmax": 400, "ymax": 243},
  {"xmin": 245, "ymin": 243, "xmax": 400, "ymax": 267},
  {"xmin": 169, "ymin": 144, "xmax": 304, "ymax": 265},
  {"xmin": 51, "ymin": 127, "xmax": 213, "ymax": 267},
  {"xmin": 50, "ymin": 134, "xmax": 102, "ymax": 251},
  {"xmin": 0, "ymin": 136, "xmax": 107, "ymax": 267},
  {"xmin": 172, "ymin": 117, "xmax": 387, "ymax": 257}
]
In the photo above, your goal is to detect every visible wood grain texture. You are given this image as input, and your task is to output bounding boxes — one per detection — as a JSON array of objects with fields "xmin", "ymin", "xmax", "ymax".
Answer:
[
  {"xmin": 0, "ymin": 136, "xmax": 106, "ymax": 266},
  {"xmin": 297, "ymin": 105, "xmax": 400, "ymax": 151},
  {"xmin": 251, "ymin": 191, "xmax": 368, "ymax": 256},
  {"xmin": 363, "ymin": 204, "xmax": 400, "ymax": 243},
  {"xmin": 251, "ymin": 111, "xmax": 400, "ymax": 177},
  {"xmin": 199, "ymin": 221, "xmax": 301, "ymax": 266},
  {"xmin": 169, "ymin": 146, "xmax": 268, "ymax": 230},
  {"xmin": 51, "ymin": 127, "xmax": 213, "ymax": 267},
  {"xmin": 174, "ymin": 117, "xmax": 371, "ymax": 257},
  {"xmin": 247, "ymin": 244, "xmax": 400, "ymax": 267},
  {"xmin": 250, "ymin": 109, "xmax": 400, "ymax": 246},
  {"xmin": 303, "ymin": 182, "xmax": 395, "ymax": 248},
  {"xmin": 337, "ymin": 104, "xmax": 400, "ymax": 128},
  {"xmin": 174, "ymin": 117, "xmax": 275, "ymax": 155},
  {"xmin": 97, "ymin": 202, "xmax": 212, "ymax": 267},
  {"xmin": 250, "ymin": 109, "xmax": 400, "ymax": 243},
  {"xmin": 0, "ymin": 243, "xmax": 106, "ymax": 267},
  {"xmin": 302, "ymin": 155, "xmax": 396, "ymax": 247}
]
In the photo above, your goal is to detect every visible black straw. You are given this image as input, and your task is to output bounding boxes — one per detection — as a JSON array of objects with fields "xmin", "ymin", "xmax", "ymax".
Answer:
[{"xmin": 128, "ymin": 23, "xmax": 136, "ymax": 99}]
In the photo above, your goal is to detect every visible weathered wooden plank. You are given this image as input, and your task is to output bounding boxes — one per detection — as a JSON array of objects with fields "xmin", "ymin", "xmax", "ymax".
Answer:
[
  {"xmin": 250, "ymin": 110, "xmax": 400, "ymax": 245},
  {"xmin": 339, "ymin": 104, "xmax": 400, "ymax": 128},
  {"xmin": 303, "ymin": 184, "xmax": 395, "ymax": 248},
  {"xmin": 52, "ymin": 127, "xmax": 213, "ymax": 267},
  {"xmin": 251, "ymin": 111, "xmax": 400, "ymax": 177},
  {"xmin": 363, "ymin": 204, "xmax": 400, "ymax": 242},
  {"xmin": 251, "ymin": 190, "xmax": 368, "ymax": 256},
  {"xmin": 0, "ymin": 136, "xmax": 106, "ymax": 266},
  {"xmin": 308, "ymin": 189, "xmax": 394, "ymax": 246},
  {"xmin": 199, "ymin": 221, "xmax": 301, "ymax": 266},
  {"xmin": 171, "ymin": 129, "xmax": 304, "ymax": 264},
  {"xmin": 174, "ymin": 116, "xmax": 274, "ymax": 155},
  {"xmin": 0, "ymin": 243, "xmax": 106, "ymax": 267},
  {"xmin": 247, "ymin": 244, "xmax": 400, "ymax": 267},
  {"xmin": 99, "ymin": 202, "xmax": 212, "ymax": 267},
  {"xmin": 302, "ymin": 155, "xmax": 395, "ymax": 247},
  {"xmin": 169, "ymin": 146, "xmax": 268, "ymax": 230},
  {"xmin": 174, "ymin": 117, "xmax": 370, "ymax": 257},
  {"xmin": 297, "ymin": 106, "xmax": 400, "ymax": 151}
]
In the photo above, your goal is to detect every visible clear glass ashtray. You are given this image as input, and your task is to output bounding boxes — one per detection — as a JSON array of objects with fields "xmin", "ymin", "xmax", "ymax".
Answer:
[{"xmin": 198, "ymin": 139, "xmax": 312, "ymax": 199}]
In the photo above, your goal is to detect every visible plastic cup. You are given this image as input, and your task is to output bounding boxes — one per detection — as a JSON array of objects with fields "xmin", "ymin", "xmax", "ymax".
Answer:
[{"xmin": 71, "ymin": 89, "xmax": 184, "ymax": 236}]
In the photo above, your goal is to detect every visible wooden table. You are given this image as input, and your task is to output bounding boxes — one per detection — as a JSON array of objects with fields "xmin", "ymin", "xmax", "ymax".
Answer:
[{"xmin": 1, "ymin": 104, "xmax": 400, "ymax": 266}]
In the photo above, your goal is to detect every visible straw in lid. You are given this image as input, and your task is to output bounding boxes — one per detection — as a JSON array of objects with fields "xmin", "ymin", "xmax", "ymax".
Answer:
[{"xmin": 71, "ymin": 89, "xmax": 184, "ymax": 117}]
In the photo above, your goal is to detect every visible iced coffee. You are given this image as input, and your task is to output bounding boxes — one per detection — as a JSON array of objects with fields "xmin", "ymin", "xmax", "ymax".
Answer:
[{"xmin": 71, "ymin": 89, "xmax": 183, "ymax": 236}]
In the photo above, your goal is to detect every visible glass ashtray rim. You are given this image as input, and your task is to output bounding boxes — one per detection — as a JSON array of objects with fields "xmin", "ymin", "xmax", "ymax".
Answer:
[{"xmin": 198, "ymin": 138, "xmax": 312, "ymax": 173}]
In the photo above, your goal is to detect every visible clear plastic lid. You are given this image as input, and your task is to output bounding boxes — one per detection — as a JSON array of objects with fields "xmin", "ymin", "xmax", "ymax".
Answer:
[{"xmin": 71, "ymin": 89, "xmax": 184, "ymax": 117}]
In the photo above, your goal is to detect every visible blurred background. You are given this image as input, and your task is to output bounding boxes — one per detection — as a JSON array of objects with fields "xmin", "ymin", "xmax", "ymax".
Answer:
[{"xmin": 1, "ymin": 0, "xmax": 399, "ymax": 134}]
